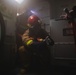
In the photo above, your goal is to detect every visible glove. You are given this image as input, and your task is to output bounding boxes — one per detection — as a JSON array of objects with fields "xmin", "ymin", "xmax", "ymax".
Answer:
[{"xmin": 37, "ymin": 38, "xmax": 43, "ymax": 42}]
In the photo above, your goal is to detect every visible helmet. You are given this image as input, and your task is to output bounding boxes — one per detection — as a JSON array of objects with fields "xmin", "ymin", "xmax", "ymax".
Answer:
[
  {"xmin": 72, "ymin": 6, "xmax": 76, "ymax": 11},
  {"xmin": 28, "ymin": 15, "xmax": 41, "ymax": 26}
]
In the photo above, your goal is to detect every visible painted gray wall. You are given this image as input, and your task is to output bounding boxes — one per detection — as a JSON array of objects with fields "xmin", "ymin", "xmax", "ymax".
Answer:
[
  {"xmin": 50, "ymin": 20, "xmax": 76, "ymax": 59},
  {"xmin": 49, "ymin": 0, "xmax": 76, "ymax": 60},
  {"xmin": 50, "ymin": 20, "xmax": 74, "ymax": 42}
]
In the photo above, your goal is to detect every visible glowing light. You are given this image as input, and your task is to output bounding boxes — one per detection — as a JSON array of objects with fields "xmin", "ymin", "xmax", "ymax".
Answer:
[
  {"xmin": 17, "ymin": 13, "xmax": 20, "ymax": 16},
  {"xmin": 15, "ymin": 0, "xmax": 24, "ymax": 4},
  {"xmin": 31, "ymin": 10, "xmax": 35, "ymax": 14}
]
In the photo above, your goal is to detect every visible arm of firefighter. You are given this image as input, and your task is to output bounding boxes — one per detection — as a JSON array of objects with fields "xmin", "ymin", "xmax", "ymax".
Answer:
[
  {"xmin": 22, "ymin": 29, "xmax": 33, "ymax": 46},
  {"xmin": 41, "ymin": 29, "xmax": 54, "ymax": 46},
  {"xmin": 22, "ymin": 29, "xmax": 29, "ymax": 42}
]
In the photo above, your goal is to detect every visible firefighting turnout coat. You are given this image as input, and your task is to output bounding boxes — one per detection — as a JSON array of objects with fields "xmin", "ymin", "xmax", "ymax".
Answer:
[
  {"xmin": 22, "ymin": 27, "xmax": 54, "ymax": 46},
  {"xmin": 21, "ymin": 26, "xmax": 54, "ymax": 70}
]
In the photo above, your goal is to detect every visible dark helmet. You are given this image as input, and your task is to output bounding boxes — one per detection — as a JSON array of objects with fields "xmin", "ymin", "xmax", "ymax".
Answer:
[
  {"xmin": 63, "ymin": 8, "xmax": 69, "ymax": 13},
  {"xmin": 72, "ymin": 6, "xmax": 76, "ymax": 12},
  {"xmin": 28, "ymin": 15, "xmax": 41, "ymax": 26}
]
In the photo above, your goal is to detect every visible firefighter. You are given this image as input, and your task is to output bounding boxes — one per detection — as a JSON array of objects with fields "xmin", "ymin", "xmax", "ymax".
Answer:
[
  {"xmin": 69, "ymin": 6, "xmax": 76, "ymax": 44},
  {"xmin": 19, "ymin": 15, "xmax": 54, "ymax": 72},
  {"xmin": 62, "ymin": 6, "xmax": 76, "ymax": 44},
  {"xmin": 60, "ymin": 6, "xmax": 76, "ymax": 45}
]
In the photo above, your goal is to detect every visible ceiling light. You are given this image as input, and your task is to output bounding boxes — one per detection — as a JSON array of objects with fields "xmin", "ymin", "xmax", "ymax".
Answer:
[{"xmin": 15, "ymin": 0, "xmax": 24, "ymax": 4}]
